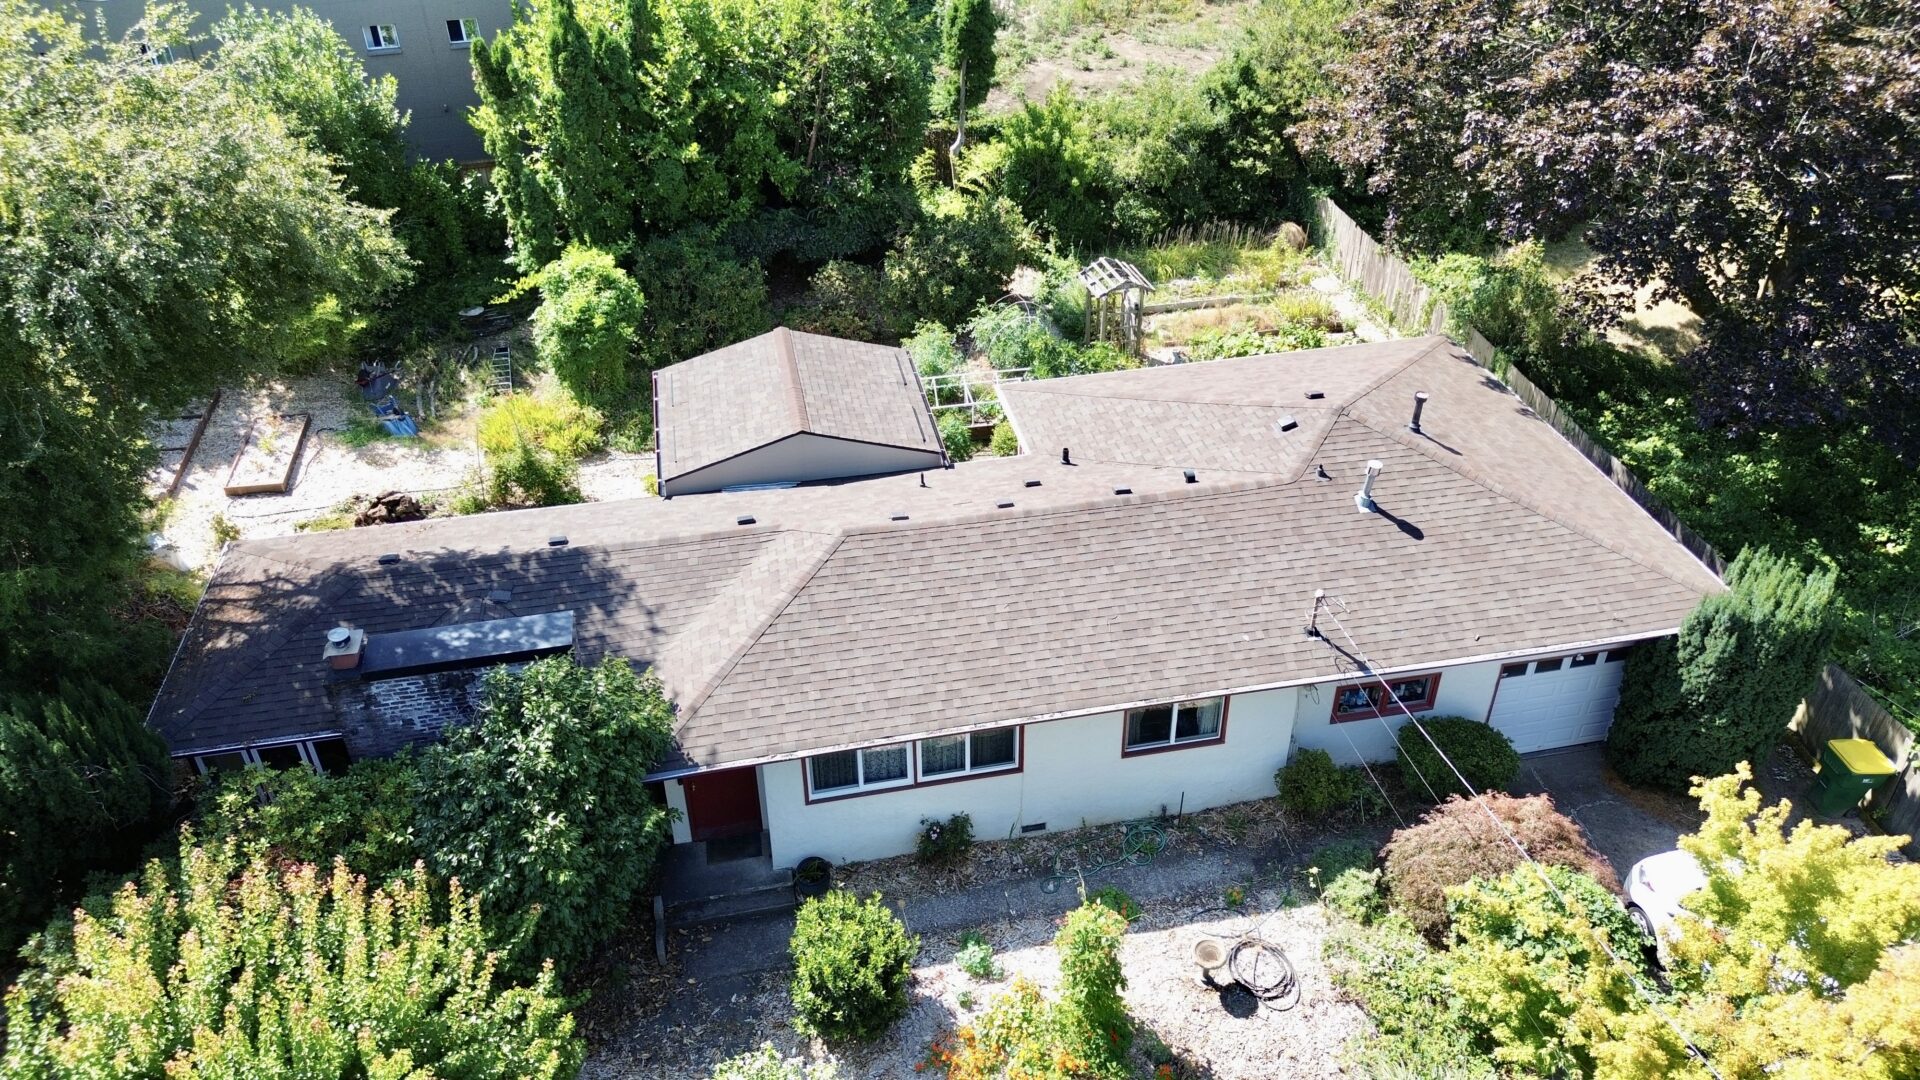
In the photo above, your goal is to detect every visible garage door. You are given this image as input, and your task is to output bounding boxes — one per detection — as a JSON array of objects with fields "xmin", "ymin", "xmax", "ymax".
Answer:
[{"xmin": 1487, "ymin": 647, "xmax": 1635, "ymax": 753}]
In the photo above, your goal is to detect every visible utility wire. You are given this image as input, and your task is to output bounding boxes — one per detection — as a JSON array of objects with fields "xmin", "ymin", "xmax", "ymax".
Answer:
[{"xmin": 1319, "ymin": 607, "xmax": 1725, "ymax": 1079}]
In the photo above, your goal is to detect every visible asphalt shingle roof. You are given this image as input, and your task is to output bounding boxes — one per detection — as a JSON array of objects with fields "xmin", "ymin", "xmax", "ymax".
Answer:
[
  {"xmin": 149, "ymin": 337, "xmax": 1721, "ymax": 772},
  {"xmin": 652, "ymin": 327, "xmax": 938, "ymax": 487}
]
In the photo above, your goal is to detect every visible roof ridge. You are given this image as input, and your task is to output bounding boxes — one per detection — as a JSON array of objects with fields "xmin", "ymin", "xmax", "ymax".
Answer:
[
  {"xmin": 775, "ymin": 326, "xmax": 809, "ymax": 433},
  {"xmin": 1338, "ymin": 409, "xmax": 1710, "ymax": 592},
  {"xmin": 660, "ymin": 530, "xmax": 847, "ymax": 737}
]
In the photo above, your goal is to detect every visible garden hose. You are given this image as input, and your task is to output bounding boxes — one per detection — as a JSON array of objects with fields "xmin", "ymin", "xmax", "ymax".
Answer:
[
  {"xmin": 1190, "ymin": 906, "xmax": 1302, "ymax": 1012},
  {"xmin": 1040, "ymin": 820, "xmax": 1169, "ymax": 894}
]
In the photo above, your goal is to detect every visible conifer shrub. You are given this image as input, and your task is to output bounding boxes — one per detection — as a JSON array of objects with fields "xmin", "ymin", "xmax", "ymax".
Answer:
[
  {"xmin": 989, "ymin": 421, "xmax": 1020, "ymax": 456},
  {"xmin": 1380, "ymin": 792, "xmax": 1615, "ymax": 940},
  {"xmin": 1276, "ymin": 748, "xmax": 1362, "ymax": 816},
  {"xmin": 1606, "ymin": 548, "xmax": 1837, "ymax": 790},
  {"xmin": 1395, "ymin": 716, "xmax": 1519, "ymax": 800},
  {"xmin": 789, "ymin": 891, "xmax": 920, "ymax": 1042}
]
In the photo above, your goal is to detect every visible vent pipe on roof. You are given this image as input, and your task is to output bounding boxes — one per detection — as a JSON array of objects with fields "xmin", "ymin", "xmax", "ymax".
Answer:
[
  {"xmin": 322, "ymin": 625, "xmax": 366, "ymax": 670},
  {"xmin": 1408, "ymin": 391, "xmax": 1430, "ymax": 434},
  {"xmin": 1355, "ymin": 459, "xmax": 1383, "ymax": 513},
  {"xmin": 1061, "ymin": 447, "xmax": 1073, "ymax": 466}
]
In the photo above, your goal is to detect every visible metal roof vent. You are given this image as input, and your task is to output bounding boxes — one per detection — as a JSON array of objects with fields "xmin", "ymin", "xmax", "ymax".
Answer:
[
  {"xmin": 1409, "ymin": 391, "xmax": 1430, "ymax": 434},
  {"xmin": 1024, "ymin": 479, "xmax": 1042, "ymax": 488},
  {"xmin": 1183, "ymin": 469, "xmax": 1197, "ymax": 484},
  {"xmin": 487, "ymin": 588, "xmax": 513, "ymax": 603},
  {"xmin": 1114, "ymin": 486, "xmax": 1133, "ymax": 496},
  {"xmin": 1306, "ymin": 391, "xmax": 1326, "ymax": 400},
  {"xmin": 322, "ymin": 625, "xmax": 366, "ymax": 670},
  {"xmin": 890, "ymin": 512, "xmax": 909, "ymax": 521},
  {"xmin": 1355, "ymin": 459, "xmax": 1383, "ymax": 513},
  {"xmin": 1276, "ymin": 414, "xmax": 1299, "ymax": 434},
  {"xmin": 996, "ymin": 500, "xmax": 1015, "ymax": 509},
  {"xmin": 547, "ymin": 535, "xmax": 569, "ymax": 547},
  {"xmin": 1061, "ymin": 447, "xmax": 1073, "ymax": 465},
  {"xmin": 735, "ymin": 515, "xmax": 756, "ymax": 526},
  {"xmin": 377, "ymin": 552, "xmax": 400, "ymax": 565}
]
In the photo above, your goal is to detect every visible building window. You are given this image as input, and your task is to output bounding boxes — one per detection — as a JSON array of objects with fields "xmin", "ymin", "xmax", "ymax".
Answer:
[
  {"xmin": 136, "ymin": 42, "xmax": 173, "ymax": 64},
  {"xmin": 1123, "ymin": 697, "xmax": 1224, "ymax": 753},
  {"xmin": 1330, "ymin": 672, "xmax": 1442, "ymax": 722},
  {"xmin": 447, "ymin": 18, "xmax": 477, "ymax": 45},
  {"xmin": 1534, "ymin": 657, "xmax": 1564, "ymax": 673},
  {"xmin": 192, "ymin": 737, "xmax": 351, "ymax": 776},
  {"xmin": 807, "ymin": 744, "xmax": 911, "ymax": 798},
  {"xmin": 918, "ymin": 727, "xmax": 1019, "ymax": 779},
  {"xmin": 363, "ymin": 24, "xmax": 401, "ymax": 50}
]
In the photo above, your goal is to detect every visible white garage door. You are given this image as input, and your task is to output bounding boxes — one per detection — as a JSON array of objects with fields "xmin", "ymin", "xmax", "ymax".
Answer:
[{"xmin": 1487, "ymin": 647, "xmax": 1636, "ymax": 753}]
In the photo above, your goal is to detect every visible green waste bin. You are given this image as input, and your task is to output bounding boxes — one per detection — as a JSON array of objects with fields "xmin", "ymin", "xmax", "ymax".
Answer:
[{"xmin": 1811, "ymin": 738, "xmax": 1897, "ymax": 817}]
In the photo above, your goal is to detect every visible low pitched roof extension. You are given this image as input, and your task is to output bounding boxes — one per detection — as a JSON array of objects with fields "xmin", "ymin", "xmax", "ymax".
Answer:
[{"xmin": 149, "ymin": 336, "xmax": 1721, "ymax": 775}]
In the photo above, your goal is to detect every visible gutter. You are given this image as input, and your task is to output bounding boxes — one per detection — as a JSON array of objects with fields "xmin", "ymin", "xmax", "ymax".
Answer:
[{"xmin": 642, "ymin": 627, "xmax": 1676, "ymax": 781}]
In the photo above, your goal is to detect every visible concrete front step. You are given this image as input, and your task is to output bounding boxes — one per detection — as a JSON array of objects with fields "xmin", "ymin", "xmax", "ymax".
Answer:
[{"xmin": 667, "ymin": 880, "xmax": 796, "ymax": 928}]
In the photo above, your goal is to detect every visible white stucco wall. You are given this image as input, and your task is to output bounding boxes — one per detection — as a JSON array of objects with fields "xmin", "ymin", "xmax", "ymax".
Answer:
[
  {"xmin": 1288, "ymin": 658, "xmax": 1503, "ymax": 765},
  {"xmin": 761, "ymin": 687, "xmax": 1300, "ymax": 867}
]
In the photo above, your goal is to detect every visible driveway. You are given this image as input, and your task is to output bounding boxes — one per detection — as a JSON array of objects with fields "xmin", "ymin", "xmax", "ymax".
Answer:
[{"xmin": 1511, "ymin": 744, "xmax": 1705, "ymax": 880}]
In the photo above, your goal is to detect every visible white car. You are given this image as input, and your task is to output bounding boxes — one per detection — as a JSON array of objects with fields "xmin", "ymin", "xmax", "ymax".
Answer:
[{"xmin": 1624, "ymin": 849, "xmax": 1708, "ymax": 963}]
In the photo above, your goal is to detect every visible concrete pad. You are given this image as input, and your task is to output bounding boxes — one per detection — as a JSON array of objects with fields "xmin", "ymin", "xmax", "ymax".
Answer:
[{"xmin": 1512, "ymin": 744, "xmax": 1703, "ymax": 880}]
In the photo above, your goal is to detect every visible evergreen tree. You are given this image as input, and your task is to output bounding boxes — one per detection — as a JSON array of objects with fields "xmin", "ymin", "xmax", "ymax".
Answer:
[
  {"xmin": 939, "ymin": 0, "xmax": 995, "ymax": 156},
  {"xmin": 533, "ymin": 246, "xmax": 646, "ymax": 405},
  {"xmin": 1607, "ymin": 548, "xmax": 1837, "ymax": 789},
  {"xmin": 0, "ymin": 684, "xmax": 171, "ymax": 954}
]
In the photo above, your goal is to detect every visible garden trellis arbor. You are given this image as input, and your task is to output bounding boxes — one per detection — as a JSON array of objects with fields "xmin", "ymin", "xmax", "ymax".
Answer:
[{"xmin": 1077, "ymin": 257, "xmax": 1153, "ymax": 355}]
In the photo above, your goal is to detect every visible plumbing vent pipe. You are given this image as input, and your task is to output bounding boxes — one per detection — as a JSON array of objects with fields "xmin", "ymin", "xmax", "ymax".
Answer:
[
  {"xmin": 1355, "ymin": 459, "xmax": 1383, "ymax": 513},
  {"xmin": 1409, "ymin": 392, "xmax": 1430, "ymax": 434}
]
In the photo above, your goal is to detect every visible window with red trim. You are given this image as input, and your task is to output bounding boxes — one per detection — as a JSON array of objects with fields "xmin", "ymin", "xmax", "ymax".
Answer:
[{"xmin": 1330, "ymin": 672, "xmax": 1441, "ymax": 722}]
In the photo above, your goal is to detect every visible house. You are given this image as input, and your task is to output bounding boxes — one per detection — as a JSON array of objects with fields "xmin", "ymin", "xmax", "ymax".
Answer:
[
  {"xmin": 146, "ymin": 334, "xmax": 1720, "ymax": 868},
  {"xmin": 72, "ymin": 0, "xmax": 504, "ymax": 161}
]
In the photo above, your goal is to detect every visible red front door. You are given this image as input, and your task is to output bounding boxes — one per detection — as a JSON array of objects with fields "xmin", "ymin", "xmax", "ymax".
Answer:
[{"xmin": 682, "ymin": 767, "xmax": 763, "ymax": 842}]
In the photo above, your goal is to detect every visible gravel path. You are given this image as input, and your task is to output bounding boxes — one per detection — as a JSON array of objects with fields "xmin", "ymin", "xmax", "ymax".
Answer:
[
  {"xmin": 151, "ymin": 374, "xmax": 654, "ymax": 572},
  {"xmin": 583, "ymin": 882, "xmax": 1369, "ymax": 1080}
]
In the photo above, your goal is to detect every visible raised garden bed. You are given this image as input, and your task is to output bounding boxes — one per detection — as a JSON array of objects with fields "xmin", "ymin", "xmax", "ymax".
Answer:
[{"xmin": 223, "ymin": 412, "xmax": 311, "ymax": 496}]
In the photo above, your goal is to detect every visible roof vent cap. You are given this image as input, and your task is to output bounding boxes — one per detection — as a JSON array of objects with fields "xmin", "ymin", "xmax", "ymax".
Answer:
[
  {"xmin": 1024, "ymin": 479, "xmax": 1042, "ymax": 488},
  {"xmin": 322, "ymin": 625, "xmax": 366, "ymax": 671},
  {"xmin": 1409, "ymin": 391, "xmax": 1430, "ymax": 434},
  {"xmin": 1355, "ymin": 459, "xmax": 1383, "ymax": 513},
  {"xmin": 1306, "ymin": 390, "xmax": 1326, "ymax": 400},
  {"xmin": 1114, "ymin": 486, "xmax": 1133, "ymax": 496},
  {"xmin": 547, "ymin": 535, "xmax": 568, "ymax": 547},
  {"xmin": 326, "ymin": 626, "xmax": 351, "ymax": 646},
  {"xmin": 377, "ymin": 552, "xmax": 400, "ymax": 565},
  {"xmin": 735, "ymin": 516, "xmax": 756, "ymax": 526},
  {"xmin": 1183, "ymin": 469, "xmax": 1197, "ymax": 484},
  {"xmin": 1276, "ymin": 414, "xmax": 1299, "ymax": 433},
  {"xmin": 996, "ymin": 500, "xmax": 1015, "ymax": 509}
]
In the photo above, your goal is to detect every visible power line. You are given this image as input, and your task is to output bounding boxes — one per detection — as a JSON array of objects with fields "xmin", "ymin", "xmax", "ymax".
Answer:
[{"xmin": 1317, "ymin": 606, "xmax": 1725, "ymax": 1079}]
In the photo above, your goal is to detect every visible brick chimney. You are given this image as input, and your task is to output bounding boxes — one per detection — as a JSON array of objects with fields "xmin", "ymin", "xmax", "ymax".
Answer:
[{"xmin": 322, "ymin": 625, "xmax": 366, "ymax": 670}]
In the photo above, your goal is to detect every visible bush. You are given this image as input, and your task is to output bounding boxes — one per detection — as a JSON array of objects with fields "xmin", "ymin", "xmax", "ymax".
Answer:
[
  {"xmin": 1276, "ymin": 748, "xmax": 1362, "ymax": 816},
  {"xmin": 485, "ymin": 440, "xmax": 584, "ymax": 508},
  {"xmin": 532, "ymin": 245, "xmax": 644, "ymax": 405},
  {"xmin": 710, "ymin": 1043, "xmax": 840, "ymax": 1080},
  {"xmin": 1323, "ymin": 913, "xmax": 1495, "ymax": 1078},
  {"xmin": 789, "ymin": 890, "xmax": 920, "ymax": 1042},
  {"xmin": 1052, "ymin": 903, "xmax": 1131, "ymax": 1075},
  {"xmin": 792, "ymin": 260, "xmax": 891, "ymax": 341},
  {"xmin": 1309, "ymin": 840, "xmax": 1384, "ymax": 924},
  {"xmin": 1606, "ymin": 548, "xmax": 1837, "ymax": 791},
  {"xmin": 415, "ymin": 655, "xmax": 678, "ymax": 974},
  {"xmin": 1087, "ymin": 885, "xmax": 1139, "ymax": 922},
  {"xmin": 992, "ymin": 90, "xmax": 1113, "ymax": 251},
  {"xmin": 0, "ymin": 843, "xmax": 582, "ymax": 1079},
  {"xmin": 989, "ymin": 421, "xmax": 1019, "ymax": 456},
  {"xmin": 195, "ymin": 753, "xmax": 422, "ymax": 887},
  {"xmin": 904, "ymin": 321, "xmax": 964, "ymax": 377},
  {"xmin": 939, "ymin": 411, "xmax": 975, "ymax": 462},
  {"xmin": 476, "ymin": 393, "xmax": 604, "ymax": 462},
  {"xmin": 0, "ymin": 682, "xmax": 170, "ymax": 954},
  {"xmin": 1186, "ymin": 322, "xmax": 1326, "ymax": 359},
  {"xmin": 631, "ymin": 230, "xmax": 772, "ymax": 370},
  {"xmin": 1395, "ymin": 716, "xmax": 1519, "ymax": 800},
  {"xmin": 955, "ymin": 930, "xmax": 1001, "ymax": 980},
  {"xmin": 917, "ymin": 812, "xmax": 975, "ymax": 866},
  {"xmin": 1380, "ymin": 792, "xmax": 1616, "ymax": 940},
  {"xmin": 884, "ymin": 191, "xmax": 1029, "ymax": 328}
]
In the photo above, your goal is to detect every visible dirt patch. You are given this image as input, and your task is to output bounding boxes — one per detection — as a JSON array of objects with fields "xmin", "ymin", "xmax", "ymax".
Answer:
[
  {"xmin": 582, "ymin": 882, "xmax": 1368, "ymax": 1080},
  {"xmin": 987, "ymin": 32, "xmax": 1227, "ymax": 111}
]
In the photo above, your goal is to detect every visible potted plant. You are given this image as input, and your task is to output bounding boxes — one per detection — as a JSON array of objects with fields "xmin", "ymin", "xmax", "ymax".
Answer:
[{"xmin": 794, "ymin": 856, "xmax": 832, "ymax": 900}]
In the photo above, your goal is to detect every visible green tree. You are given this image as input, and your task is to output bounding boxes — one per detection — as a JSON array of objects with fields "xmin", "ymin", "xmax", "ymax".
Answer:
[
  {"xmin": 990, "ymin": 90, "xmax": 1112, "ymax": 251},
  {"xmin": 632, "ymin": 229, "xmax": 773, "ymax": 370},
  {"xmin": 533, "ymin": 246, "xmax": 645, "ymax": 404},
  {"xmin": 416, "ymin": 655, "xmax": 678, "ymax": 973},
  {"xmin": 0, "ymin": 0, "xmax": 405, "ymax": 694},
  {"xmin": 1052, "ymin": 902, "xmax": 1131, "ymax": 1076},
  {"xmin": 212, "ymin": 5, "xmax": 497, "ymax": 341},
  {"xmin": 1, "ymin": 843, "xmax": 582, "ymax": 1078},
  {"xmin": 883, "ymin": 187, "xmax": 1028, "ymax": 328},
  {"xmin": 1607, "ymin": 549, "xmax": 1837, "ymax": 790},
  {"xmin": 0, "ymin": 684, "xmax": 171, "ymax": 954},
  {"xmin": 1298, "ymin": 0, "xmax": 1920, "ymax": 454},
  {"xmin": 938, "ymin": 0, "xmax": 996, "ymax": 156}
]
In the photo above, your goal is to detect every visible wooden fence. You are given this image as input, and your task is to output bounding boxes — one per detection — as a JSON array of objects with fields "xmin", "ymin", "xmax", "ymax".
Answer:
[
  {"xmin": 1792, "ymin": 666, "xmax": 1919, "ymax": 854},
  {"xmin": 1313, "ymin": 197, "xmax": 1920, "ymax": 848}
]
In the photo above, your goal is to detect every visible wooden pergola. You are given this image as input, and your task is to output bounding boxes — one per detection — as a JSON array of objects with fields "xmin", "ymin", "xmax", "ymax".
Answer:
[{"xmin": 1076, "ymin": 257, "xmax": 1154, "ymax": 355}]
